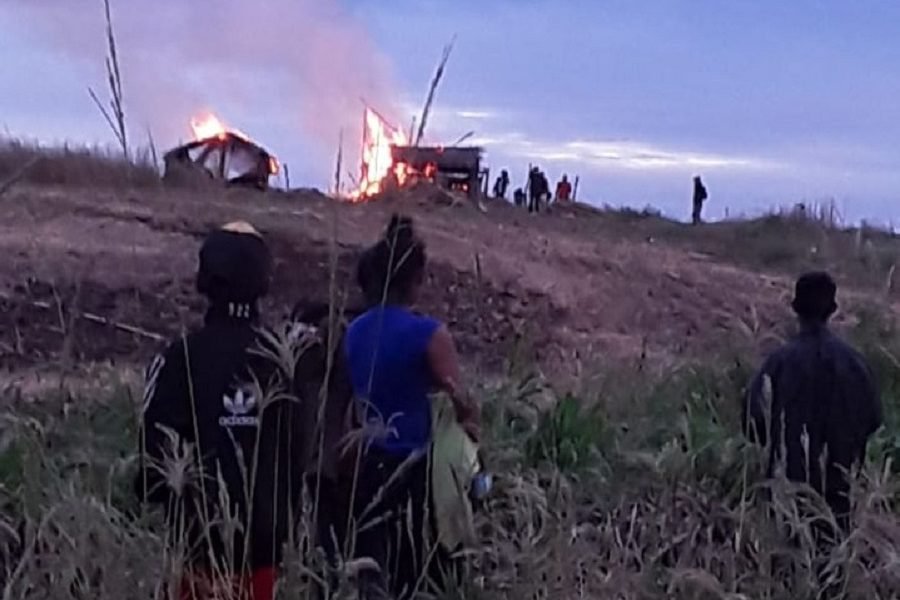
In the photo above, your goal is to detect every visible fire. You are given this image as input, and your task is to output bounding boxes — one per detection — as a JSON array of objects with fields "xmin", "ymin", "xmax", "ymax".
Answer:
[
  {"xmin": 190, "ymin": 112, "xmax": 249, "ymax": 142},
  {"xmin": 354, "ymin": 108, "xmax": 408, "ymax": 199},
  {"xmin": 188, "ymin": 111, "xmax": 280, "ymax": 178}
]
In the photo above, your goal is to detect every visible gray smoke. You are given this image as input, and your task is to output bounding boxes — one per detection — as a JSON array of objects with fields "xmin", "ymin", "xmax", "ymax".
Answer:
[{"xmin": 9, "ymin": 0, "xmax": 401, "ymax": 158}]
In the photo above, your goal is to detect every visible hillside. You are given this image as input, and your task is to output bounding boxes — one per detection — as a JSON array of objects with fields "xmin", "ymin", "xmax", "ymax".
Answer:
[
  {"xmin": 3, "ymin": 179, "xmax": 898, "ymax": 382},
  {"xmin": 4, "ymin": 168, "xmax": 900, "ymax": 598}
]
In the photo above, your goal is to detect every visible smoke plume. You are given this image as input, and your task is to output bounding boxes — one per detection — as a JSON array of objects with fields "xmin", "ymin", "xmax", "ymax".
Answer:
[{"xmin": 11, "ymin": 0, "xmax": 401, "ymax": 174}]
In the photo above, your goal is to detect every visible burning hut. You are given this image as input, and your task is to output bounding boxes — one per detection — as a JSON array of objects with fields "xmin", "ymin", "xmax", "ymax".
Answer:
[
  {"xmin": 389, "ymin": 145, "xmax": 482, "ymax": 199},
  {"xmin": 352, "ymin": 108, "xmax": 484, "ymax": 201},
  {"xmin": 163, "ymin": 114, "xmax": 279, "ymax": 190}
]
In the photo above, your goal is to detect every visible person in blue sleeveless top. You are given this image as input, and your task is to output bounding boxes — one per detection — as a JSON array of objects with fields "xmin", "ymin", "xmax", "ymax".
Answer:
[{"xmin": 344, "ymin": 214, "xmax": 479, "ymax": 600}]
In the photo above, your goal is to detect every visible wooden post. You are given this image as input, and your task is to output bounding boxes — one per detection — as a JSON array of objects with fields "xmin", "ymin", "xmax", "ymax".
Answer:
[
  {"xmin": 334, "ymin": 129, "xmax": 344, "ymax": 197},
  {"xmin": 524, "ymin": 162, "xmax": 532, "ymax": 196},
  {"xmin": 572, "ymin": 175, "xmax": 580, "ymax": 201},
  {"xmin": 283, "ymin": 163, "xmax": 291, "ymax": 190}
]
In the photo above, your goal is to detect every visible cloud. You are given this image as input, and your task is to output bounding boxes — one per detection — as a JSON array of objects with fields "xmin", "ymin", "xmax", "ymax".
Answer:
[
  {"xmin": 474, "ymin": 133, "xmax": 773, "ymax": 172},
  {"xmin": 455, "ymin": 110, "xmax": 496, "ymax": 120}
]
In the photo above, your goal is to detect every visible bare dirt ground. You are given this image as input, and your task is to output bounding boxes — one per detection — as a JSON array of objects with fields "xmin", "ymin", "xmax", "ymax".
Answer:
[{"xmin": 0, "ymin": 183, "xmax": 826, "ymax": 380}]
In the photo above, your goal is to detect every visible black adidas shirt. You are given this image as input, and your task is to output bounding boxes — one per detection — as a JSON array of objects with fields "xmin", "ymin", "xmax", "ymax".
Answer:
[{"xmin": 137, "ymin": 307, "xmax": 308, "ymax": 571}]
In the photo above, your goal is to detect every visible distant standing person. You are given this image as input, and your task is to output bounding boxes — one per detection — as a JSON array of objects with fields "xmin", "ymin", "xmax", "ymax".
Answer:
[
  {"xmin": 493, "ymin": 169, "xmax": 510, "ymax": 200},
  {"xmin": 528, "ymin": 167, "xmax": 542, "ymax": 213},
  {"xmin": 555, "ymin": 174, "xmax": 572, "ymax": 202},
  {"xmin": 513, "ymin": 187, "xmax": 526, "ymax": 208},
  {"xmin": 538, "ymin": 170, "xmax": 551, "ymax": 205},
  {"xmin": 692, "ymin": 175, "xmax": 708, "ymax": 224},
  {"xmin": 743, "ymin": 272, "xmax": 882, "ymax": 533}
]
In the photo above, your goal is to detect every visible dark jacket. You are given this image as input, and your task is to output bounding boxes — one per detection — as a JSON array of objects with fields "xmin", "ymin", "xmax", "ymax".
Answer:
[
  {"xmin": 693, "ymin": 181, "xmax": 707, "ymax": 203},
  {"xmin": 289, "ymin": 302, "xmax": 360, "ymax": 482},
  {"xmin": 136, "ymin": 308, "xmax": 306, "ymax": 572},
  {"xmin": 743, "ymin": 325, "xmax": 882, "ymax": 523}
]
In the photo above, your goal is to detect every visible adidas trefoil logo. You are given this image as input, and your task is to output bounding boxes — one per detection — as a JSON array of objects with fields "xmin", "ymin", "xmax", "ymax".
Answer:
[{"xmin": 219, "ymin": 387, "xmax": 259, "ymax": 427}]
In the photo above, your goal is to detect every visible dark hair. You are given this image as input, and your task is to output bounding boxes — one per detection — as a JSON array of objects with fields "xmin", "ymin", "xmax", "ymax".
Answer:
[
  {"xmin": 357, "ymin": 214, "xmax": 427, "ymax": 305},
  {"xmin": 196, "ymin": 226, "xmax": 272, "ymax": 303},
  {"xmin": 792, "ymin": 271, "xmax": 838, "ymax": 322}
]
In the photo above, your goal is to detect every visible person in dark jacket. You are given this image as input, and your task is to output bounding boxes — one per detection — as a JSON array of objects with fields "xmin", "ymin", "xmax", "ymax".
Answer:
[
  {"xmin": 492, "ymin": 169, "xmax": 510, "ymax": 200},
  {"xmin": 513, "ymin": 187, "xmax": 526, "ymax": 208},
  {"xmin": 743, "ymin": 272, "xmax": 882, "ymax": 532},
  {"xmin": 345, "ymin": 215, "xmax": 479, "ymax": 600},
  {"xmin": 288, "ymin": 300, "xmax": 360, "ymax": 590},
  {"xmin": 137, "ymin": 222, "xmax": 305, "ymax": 600},
  {"xmin": 691, "ymin": 176, "xmax": 708, "ymax": 224},
  {"xmin": 528, "ymin": 167, "xmax": 543, "ymax": 214}
]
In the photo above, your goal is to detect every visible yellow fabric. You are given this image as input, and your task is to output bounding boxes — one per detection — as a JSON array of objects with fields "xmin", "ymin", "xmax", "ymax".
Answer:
[{"xmin": 430, "ymin": 394, "xmax": 480, "ymax": 551}]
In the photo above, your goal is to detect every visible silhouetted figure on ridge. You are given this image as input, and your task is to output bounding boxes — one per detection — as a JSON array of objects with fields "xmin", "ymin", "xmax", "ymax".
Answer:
[
  {"xmin": 692, "ymin": 175, "xmax": 708, "ymax": 224},
  {"xmin": 493, "ymin": 169, "xmax": 510, "ymax": 200}
]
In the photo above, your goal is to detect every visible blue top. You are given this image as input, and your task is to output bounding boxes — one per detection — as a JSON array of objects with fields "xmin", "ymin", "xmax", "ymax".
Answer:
[{"xmin": 345, "ymin": 306, "xmax": 441, "ymax": 455}]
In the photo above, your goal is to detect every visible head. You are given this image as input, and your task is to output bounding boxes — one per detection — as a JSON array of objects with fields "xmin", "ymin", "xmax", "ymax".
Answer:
[
  {"xmin": 792, "ymin": 271, "xmax": 838, "ymax": 324},
  {"xmin": 562, "ymin": 174, "xmax": 568, "ymax": 182},
  {"xmin": 357, "ymin": 214, "xmax": 427, "ymax": 307},
  {"xmin": 501, "ymin": 169, "xmax": 509, "ymax": 178},
  {"xmin": 694, "ymin": 175, "xmax": 702, "ymax": 184},
  {"xmin": 196, "ymin": 221, "xmax": 272, "ymax": 315}
]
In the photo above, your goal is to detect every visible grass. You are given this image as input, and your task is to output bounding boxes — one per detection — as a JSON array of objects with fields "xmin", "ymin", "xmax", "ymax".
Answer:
[
  {"xmin": 2, "ymin": 141, "xmax": 900, "ymax": 597},
  {"xmin": 2, "ymin": 307, "xmax": 899, "ymax": 599},
  {"xmin": 596, "ymin": 202, "xmax": 900, "ymax": 298},
  {"xmin": 0, "ymin": 137, "xmax": 159, "ymax": 189}
]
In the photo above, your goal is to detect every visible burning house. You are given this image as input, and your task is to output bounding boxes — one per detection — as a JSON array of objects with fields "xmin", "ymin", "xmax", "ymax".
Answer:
[
  {"xmin": 388, "ymin": 145, "xmax": 482, "ymax": 198},
  {"xmin": 353, "ymin": 108, "xmax": 484, "ymax": 201},
  {"xmin": 163, "ymin": 114, "xmax": 279, "ymax": 190}
]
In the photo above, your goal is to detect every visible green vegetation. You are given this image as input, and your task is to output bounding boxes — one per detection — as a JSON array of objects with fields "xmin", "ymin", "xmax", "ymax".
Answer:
[{"xmin": 2, "ymin": 307, "xmax": 898, "ymax": 599}]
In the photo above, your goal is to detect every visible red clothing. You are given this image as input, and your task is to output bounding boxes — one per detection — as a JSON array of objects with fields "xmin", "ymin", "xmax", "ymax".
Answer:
[
  {"xmin": 179, "ymin": 567, "xmax": 276, "ymax": 600},
  {"xmin": 556, "ymin": 181, "xmax": 572, "ymax": 201}
]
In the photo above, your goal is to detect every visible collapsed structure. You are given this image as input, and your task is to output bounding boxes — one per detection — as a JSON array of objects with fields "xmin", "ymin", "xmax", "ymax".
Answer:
[
  {"xmin": 353, "ymin": 108, "xmax": 486, "ymax": 201},
  {"xmin": 388, "ymin": 145, "xmax": 483, "ymax": 199},
  {"xmin": 163, "ymin": 115, "xmax": 279, "ymax": 190},
  {"xmin": 351, "ymin": 40, "xmax": 490, "ymax": 202}
]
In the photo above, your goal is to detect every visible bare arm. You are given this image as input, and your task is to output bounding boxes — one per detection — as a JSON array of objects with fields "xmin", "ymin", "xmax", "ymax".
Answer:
[{"xmin": 427, "ymin": 325, "xmax": 480, "ymax": 440}]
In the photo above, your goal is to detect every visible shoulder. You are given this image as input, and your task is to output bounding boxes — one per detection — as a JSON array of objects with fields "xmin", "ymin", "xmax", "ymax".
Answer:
[
  {"xmin": 408, "ymin": 311, "xmax": 442, "ymax": 339},
  {"xmin": 153, "ymin": 333, "xmax": 195, "ymax": 371},
  {"xmin": 826, "ymin": 333, "xmax": 871, "ymax": 370}
]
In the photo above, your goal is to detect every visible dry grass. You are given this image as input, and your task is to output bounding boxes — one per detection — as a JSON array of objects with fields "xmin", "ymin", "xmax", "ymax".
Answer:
[
  {"xmin": 1, "ymin": 307, "xmax": 899, "ymax": 599},
  {"xmin": 0, "ymin": 138, "xmax": 159, "ymax": 189},
  {"xmin": 1, "ymin": 143, "xmax": 900, "ymax": 598},
  {"xmin": 594, "ymin": 202, "xmax": 900, "ymax": 299}
]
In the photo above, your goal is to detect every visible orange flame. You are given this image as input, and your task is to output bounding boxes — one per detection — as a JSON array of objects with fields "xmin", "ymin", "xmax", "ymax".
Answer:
[
  {"xmin": 190, "ymin": 112, "xmax": 250, "ymax": 142},
  {"xmin": 189, "ymin": 112, "xmax": 280, "ymax": 180},
  {"xmin": 353, "ymin": 108, "xmax": 408, "ymax": 200}
]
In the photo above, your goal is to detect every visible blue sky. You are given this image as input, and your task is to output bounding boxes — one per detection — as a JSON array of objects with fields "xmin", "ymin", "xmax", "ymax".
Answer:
[{"xmin": 2, "ymin": 0, "xmax": 899, "ymax": 223}]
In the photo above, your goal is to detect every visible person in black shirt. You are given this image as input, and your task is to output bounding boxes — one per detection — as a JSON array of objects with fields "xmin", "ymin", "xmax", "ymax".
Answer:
[
  {"xmin": 744, "ymin": 272, "xmax": 882, "ymax": 531},
  {"xmin": 492, "ymin": 169, "xmax": 510, "ymax": 200},
  {"xmin": 692, "ymin": 176, "xmax": 708, "ymax": 224},
  {"xmin": 136, "ymin": 221, "xmax": 306, "ymax": 600}
]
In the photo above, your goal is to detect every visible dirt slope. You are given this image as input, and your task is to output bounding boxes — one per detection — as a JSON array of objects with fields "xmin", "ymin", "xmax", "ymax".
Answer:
[{"xmin": 0, "ymin": 183, "xmax": 827, "ymax": 378}]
